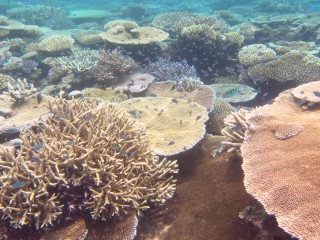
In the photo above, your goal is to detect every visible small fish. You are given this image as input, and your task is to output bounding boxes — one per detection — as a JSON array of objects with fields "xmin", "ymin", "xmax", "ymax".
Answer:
[
  {"xmin": 84, "ymin": 114, "xmax": 93, "ymax": 121},
  {"xmin": 295, "ymin": 98, "xmax": 306, "ymax": 107},
  {"xmin": 32, "ymin": 157, "xmax": 41, "ymax": 164},
  {"xmin": 196, "ymin": 116, "xmax": 201, "ymax": 121},
  {"xmin": 170, "ymin": 85, "xmax": 176, "ymax": 91},
  {"xmin": 222, "ymin": 87, "xmax": 242, "ymax": 99},
  {"xmin": 157, "ymin": 109, "xmax": 164, "ymax": 116},
  {"xmin": 128, "ymin": 110, "xmax": 137, "ymax": 117},
  {"xmin": 171, "ymin": 98, "xmax": 178, "ymax": 104},
  {"xmin": 66, "ymin": 140, "xmax": 73, "ymax": 145},
  {"xmin": 225, "ymin": 67, "xmax": 236, "ymax": 75},
  {"xmin": 148, "ymin": 93, "xmax": 157, "ymax": 97},
  {"xmin": 129, "ymin": 151, "xmax": 136, "ymax": 158},
  {"xmin": 112, "ymin": 145, "xmax": 120, "ymax": 151},
  {"xmin": 189, "ymin": 111, "xmax": 192, "ymax": 116},
  {"xmin": 313, "ymin": 91, "xmax": 320, "ymax": 97},
  {"xmin": 168, "ymin": 141, "xmax": 175, "ymax": 145},
  {"xmin": 34, "ymin": 141, "xmax": 44, "ymax": 151},
  {"xmin": 120, "ymin": 150, "xmax": 127, "ymax": 156},
  {"xmin": 62, "ymin": 155, "xmax": 69, "ymax": 160},
  {"xmin": 12, "ymin": 181, "xmax": 26, "ymax": 189},
  {"xmin": 120, "ymin": 133, "xmax": 129, "ymax": 139},
  {"xmin": 180, "ymin": 120, "xmax": 183, "ymax": 126}
]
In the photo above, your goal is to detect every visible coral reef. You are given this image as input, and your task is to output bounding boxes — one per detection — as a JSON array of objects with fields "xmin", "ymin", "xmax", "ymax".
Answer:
[
  {"xmin": 244, "ymin": 51, "xmax": 320, "ymax": 85},
  {"xmin": 175, "ymin": 24, "xmax": 244, "ymax": 79},
  {"xmin": 241, "ymin": 82, "xmax": 320, "ymax": 239},
  {"xmin": 238, "ymin": 44, "xmax": 277, "ymax": 67},
  {"xmin": 0, "ymin": 74, "xmax": 15, "ymax": 90},
  {"xmin": 151, "ymin": 12, "xmax": 229, "ymax": 35},
  {"xmin": 90, "ymin": 49, "xmax": 138, "ymax": 83},
  {"xmin": 207, "ymin": 98, "xmax": 235, "ymax": 135},
  {"xmin": 5, "ymin": 78, "xmax": 37, "ymax": 104},
  {"xmin": 209, "ymin": 84, "xmax": 258, "ymax": 103},
  {"xmin": 113, "ymin": 73, "xmax": 154, "ymax": 94},
  {"xmin": 0, "ymin": 98, "xmax": 178, "ymax": 229},
  {"xmin": 82, "ymin": 87, "xmax": 128, "ymax": 103},
  {"xmin": 39, "ymin": 35, "xmax": 75, "ymax": 52},
  {"xmin": 43, "ymin": 50, "xmax": 99, "ymax": 79},
  {"xmin": 146, "ymin": 81, "xmax": 215, "ymax": 112},
  {"xmin": 118, "ymin": 97, "xmax": 209, "ymax": 156},
  {"xmin": 142, "ymin": 58, "xmax": 199, "ymax": 82},
  {"xmin": 100, "ymin": 20, "xmax": 169, "ymax": 62}
]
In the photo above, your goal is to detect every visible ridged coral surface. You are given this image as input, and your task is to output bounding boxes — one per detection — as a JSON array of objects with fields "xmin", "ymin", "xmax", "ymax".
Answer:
[{"xmin": 241, "ymin": 84, "xmax": 320, "ymax": 240}]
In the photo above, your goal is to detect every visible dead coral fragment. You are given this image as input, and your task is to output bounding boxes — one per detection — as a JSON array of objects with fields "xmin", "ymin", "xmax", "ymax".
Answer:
[{"xmin": 0, "ymin": 98, "xmax": 178, "ymax": 229}]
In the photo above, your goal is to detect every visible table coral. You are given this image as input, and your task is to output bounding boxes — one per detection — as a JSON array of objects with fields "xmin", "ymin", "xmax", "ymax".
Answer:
[
  {"xmin": 118, "ymin": 97, "xmax": 209, "ymax": 156},
  {"xmin": 241, "ymin": 82, "xmax": 320, "ymax": 239}
]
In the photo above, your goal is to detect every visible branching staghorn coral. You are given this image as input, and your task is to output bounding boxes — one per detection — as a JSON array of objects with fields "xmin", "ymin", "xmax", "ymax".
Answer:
[
  {"xmin": 90, "ymin": 49, "xmax": 139, "ymax": 83},
  {"xmin": 0, "ymin": 98, "xmax": 178, "ymax": 229},
  {"xmin": 4, "ymin": 78, "xmax": 37, "ymax": 103},
  {"xmin": 221, "ymin": 108, "xmax": 251, "ymax": 152},
  {"xmin": 43, "ymin": 49, "xmax": 99, "ymax": 79}
]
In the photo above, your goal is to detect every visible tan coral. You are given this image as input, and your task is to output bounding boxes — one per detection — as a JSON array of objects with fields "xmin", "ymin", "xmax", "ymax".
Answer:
[
  {"xmin": 82, "ymin": 87, "xmax": 128, "ymax": 103},
  {"xmin": 0, "ymin": 93, "xmax": 52, "ymax": 136},
  {"xmin": 40, "ymin": 217, "xmax": 88, "ymax": 240},
  {"xmin": 0, "ymin": 98, "xmax": 178, "ymax": 229},
  {"xmin": 104, "ymin": 20, "xmax": 139, "ymax": 31},
  {"xmin": 291, "ymin": 81, "xmax": 320, "ymax": 103},
  {"xmin": 146, "ymin": 81, "xmax": 215, "ymax": 112},
  {"xmin": 241, "ymin": 85, "xmax": 320, "ymax": 240},
  {"xmin": 113, "ymin": 73, "xmax": 154, "ymax": 93},
  {"xmin": 246, "ymin": 51, "xmax": 320, "ymax": 84},
  {"xmin": 39, "ymin": 35, "xmax": 75, "ymax": 52},
  {"xmin": 238, "ymin": 44, "xmax": 277, "ymax": 67},
  {"xmin": 207, "ymin": 98, "xmax": 235, "ymax": 135},
  {"xmin": 0, "ymin": 74, "xmax": 15, "ymax": 90},
  {"xmin": 118, "ymin": 97, "xmax": 209, "ymax": 156},
  {"xmin": 100, "ymin": 26, "xmax": 169, "ymax": 45},
  {"xmin": 225, "ymin": 32, "xmax": 244, "ymax": 46}
]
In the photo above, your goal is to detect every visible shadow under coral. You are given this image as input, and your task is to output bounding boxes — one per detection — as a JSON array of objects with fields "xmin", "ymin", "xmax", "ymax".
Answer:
[{"xmin": 136, "ymin": 148, "xmax": 295, "ymax": 240}]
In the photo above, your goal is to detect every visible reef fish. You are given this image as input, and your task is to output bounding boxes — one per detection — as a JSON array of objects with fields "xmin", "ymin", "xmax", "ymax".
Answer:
[
  {"xmin": 12, "ymin": 181, "xmax": 26, "ymax": 189},
  {"xmin": 222, "ymin": 87, "xmax": 243, "ymax": 99}
]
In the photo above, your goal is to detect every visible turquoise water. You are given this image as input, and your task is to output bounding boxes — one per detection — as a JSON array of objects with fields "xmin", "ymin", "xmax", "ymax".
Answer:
[{"xmin": 0, "ymin": 0, "xmax": 319, "ymax": 239}]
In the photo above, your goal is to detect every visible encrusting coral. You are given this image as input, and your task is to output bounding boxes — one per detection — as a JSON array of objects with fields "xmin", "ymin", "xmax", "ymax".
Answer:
[{"xmin": 0, "ymin": 98, "xmax": 178, "ymax": 229}]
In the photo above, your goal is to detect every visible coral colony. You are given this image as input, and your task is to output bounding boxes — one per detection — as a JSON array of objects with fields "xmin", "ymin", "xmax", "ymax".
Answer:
[{"xmin": 0, "ymin": 0, "xmax": 319, "ymax": 239}]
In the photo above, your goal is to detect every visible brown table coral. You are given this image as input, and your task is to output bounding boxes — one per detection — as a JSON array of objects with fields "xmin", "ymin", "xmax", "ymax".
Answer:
[{"xmin": 241, "ymin": 82, "xmax": 320, "ymax": 239}]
